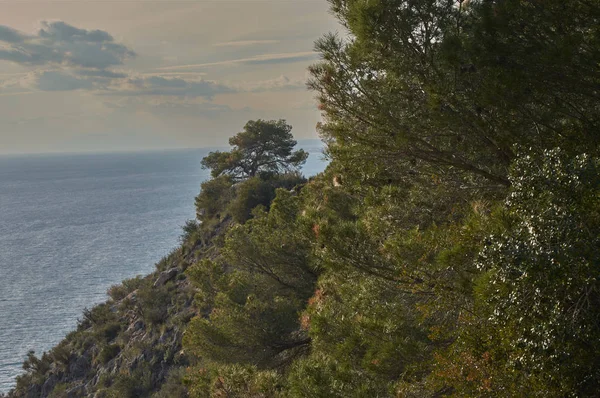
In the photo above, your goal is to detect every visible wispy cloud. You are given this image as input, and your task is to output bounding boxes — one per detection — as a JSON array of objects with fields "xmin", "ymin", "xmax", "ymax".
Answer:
[
  {"xmin": 4, "ymin": 68, "xmax": 306, "ymax": 97},
  {"xmin": 156, "ymin": 51, "xmax": 319, "ymax": 70},
  {"xmin": 233, "ymin": 75, "xmax": 305, "ymax": 93},
  {"xmin": 0, "ymin": 91, "xmax": 33, "ymax": 97},
  {"xmin": 141, "ymin": 72, "xmax": 207, "ymax": 77},
  {"xmin": 213, "ymin": 40, "xmax": 280, "ymax": 47},
  {"xmin": 105, "ymin": 75, "xmax": 233, "ymax": 99}
]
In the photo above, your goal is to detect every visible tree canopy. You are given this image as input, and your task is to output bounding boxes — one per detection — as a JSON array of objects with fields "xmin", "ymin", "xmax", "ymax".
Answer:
[
  {"xmin": 309, "ymin": 0, "xmax": 600, "ymax": 189},
  {"xmin": 201, "ymin": 119, "xmax": 308, "ymax": 181},
  {"xmin": 183, "ymin": 1, "xmax": 600, "ymax": 397}
]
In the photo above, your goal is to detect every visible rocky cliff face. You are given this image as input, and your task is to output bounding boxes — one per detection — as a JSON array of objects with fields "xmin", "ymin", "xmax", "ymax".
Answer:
[{"xmin": 4, "ymin": 219, "xmax": 230, "ymax": 398}]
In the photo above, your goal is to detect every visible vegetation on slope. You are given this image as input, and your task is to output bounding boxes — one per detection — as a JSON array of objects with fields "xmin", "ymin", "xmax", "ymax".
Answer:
[
  {"xmin": 182, "ymin": 0, "xmax": 600, "ymax": 396},
  {"xmin": 5, "ymin": 0, "xmax": 600, "ymax": 397}
]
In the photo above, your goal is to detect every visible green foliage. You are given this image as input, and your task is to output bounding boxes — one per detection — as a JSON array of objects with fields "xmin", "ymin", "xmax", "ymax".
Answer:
[
  {"xmin": 196, "ymin": 130, "xmax": 306, "ymax": 227},
  {"xmin": 181, "ymin": 219, "xmax": 201, "ymax": 244},
  {"xmin": 201, "ymin": 119, "xmax": 308, "ymax": 181},
  {"xmin": 106, "ymin": 368, "xmax": 153, "ymax": 398},
  {"xmin": 184, "ymin": 189, "xmax": 316, "ymax": 391},
  {"xmin": 97, "ymin": 344, "xmax": 121, "ymax": 365},
  {"xmin": 226, "ymin": 176, "xmax": 275, "ymax": 223},
  {"xmin": 95, "ymin": 321, "xmax": 122, "ymax": 344},
  {"xmin": 186, "ymin": 364, "xmax": 282, "ymax": 398},
  {"xmin": 186, "ymin": 190, "xmax": 316, "ymax": 366},
  {"xmin": 195, "ymin": 175, "xmax": 234, "ymax": 222},
  {"xmin": 107, "ymin": 276, "xmax": 144, "ymax": 301},
  {"xmin": 152, "ymin": 367, "xmax": 189, "ymax": 398},
  {"xmin": 287, "ymin": 353, "xmax": 385, "ymax": 398},
  {"xmin": 310, "ymin": 0, "xmax": 600, "ymax": 190},
  {"xmin": 444, "ymin": 150, "xmax": 600, "ymax": 396},
  {"xmin": 227, "ymin": 173, "xmax": 306, "ymax": 223},
  {"xmin": 47, "ymin": 383, "xmax": 69, "ymax": 398},
  {"xmin": 22, "ymin": 350, "xmax": 51, "ymax": 376},
  {"xmin": 136, "ymin": 281, "xmax": 172, "ymax": 326},
  {"xmin": 79, "ymin": 303, "xmax": 117, "ymax": 329},
  {"xmin": 49, "ymin": 343, "xmax": 72, "ymax": 369}
]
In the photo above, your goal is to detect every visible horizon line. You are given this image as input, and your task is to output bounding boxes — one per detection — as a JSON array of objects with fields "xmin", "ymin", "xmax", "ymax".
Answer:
[{"xmin": 0, "ymin": 139, "xmax": 324, "ymax": 158}]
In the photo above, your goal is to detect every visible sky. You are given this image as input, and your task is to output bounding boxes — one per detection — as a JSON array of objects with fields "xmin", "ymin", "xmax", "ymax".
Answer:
[{"xmin": 0, "ymin": 0, "xmax": 341, "ymax": 154}]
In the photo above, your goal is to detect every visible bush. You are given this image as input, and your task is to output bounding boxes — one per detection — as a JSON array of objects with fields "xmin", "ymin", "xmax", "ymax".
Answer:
[
  {"xmin": 50, "ymin": 343, "xmax": 72, "ymax": 368},
  {"xmin": 48, "ymin": 383, "xmax": 69, "ymax": 398},
  {"xmin": 97, "ymin": 344, "xmax": 121, "ymax": 365},
  {"xmin": 180, "ymin": 219, "xmax": 200, "ymax": 246},
  {"xmin": 106, "ymin": 366, "xmax": 153, "ymax": 398},
  {"xmin": 152, "ymin": 367, "xmax": 189, "ymax": 398},
  {"xmin": 95, "ymin": 321, "xmax": 122, "ymax": 343},
  {"xmin": 136, "ymin": 282, "xmax": 171, "ymax": 326},
  {"xmin": 195, "ymin": 175, "xmax": 234, "ymax": 222},
  {"xmin": 227, "ymin": 173, "xmax": 306, "ymax": 223},
  {"xmin": 186, "ymin": 364, "xmax": 282, "ymax": 398},
  {"xmin": 227, "ymin": 177, "xmax": 276, "ymax": 223},
  {"xmin": 107, "ymin": 276, "xmax": 144, "ymax": 301},
  {"xmin": 78, "ymin": 303, "xmax": 118, "ymax": 329}
]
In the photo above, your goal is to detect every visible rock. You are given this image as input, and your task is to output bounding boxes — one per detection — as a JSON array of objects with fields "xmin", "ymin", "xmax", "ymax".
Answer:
[
  {"xmin": 127, "ymin": 319, "xmax": 144, "ymax": 333},
  {"xmin": 153, "ymin": 267, "xmax": 179, "ymax": 287},
  {"xmin": 41, "ymin": 374, "xmax": 58, "ymax": 397},
  {"xmin": 123, "ymin": 289, "xmax": 137, "ymax": 303},
  {"xmin": 66, "ymin": 383, "xmax": 86, "ymax": 398},
  {"xmin": 69, "ymin": 354, "xmax": 90, "ymax": 379},
  {"xmin": 26, "ymin": 384, "xmax": 42, "ymax": 398}
]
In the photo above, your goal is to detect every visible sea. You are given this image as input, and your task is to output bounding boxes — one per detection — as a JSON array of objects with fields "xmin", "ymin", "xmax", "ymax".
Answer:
[{"xmin": 0, "ymin": 142, "xmax": 326, "ymax": 393}]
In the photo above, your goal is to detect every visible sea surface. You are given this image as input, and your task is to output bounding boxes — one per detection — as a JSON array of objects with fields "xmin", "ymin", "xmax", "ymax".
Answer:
[{"xmin": 0, "ymin": 143, "xmax": 326, "ymax": 392}]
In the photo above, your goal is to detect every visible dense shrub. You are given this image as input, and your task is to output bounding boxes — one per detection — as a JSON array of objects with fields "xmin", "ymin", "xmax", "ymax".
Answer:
[
  {"xmin": 97, "ymin": 344, "xmax": 121, "ymax": 365},
  {"xmin": 136, "ymin": 282, "xmax": 172, "ymax": 326},
  {"xmin": 194, "ymin": 175, "xmax": 234, "ymax": 222},
  {"xmin": 107, "ymin": 276, "xmax": 144, "ymax": 301}
]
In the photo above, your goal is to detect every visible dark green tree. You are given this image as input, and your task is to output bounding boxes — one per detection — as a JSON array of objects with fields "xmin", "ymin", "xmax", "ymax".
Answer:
[
  {"xmin": 309, "ymin": 0, "xmax": 600, "ymax": 189},
  {"xmin": 201, "ymin": 119, "xmax": 308, "ymax": 181},
  {"xmin": 185, "ymin": 190, "xmax": 317, "ymax": 387}
]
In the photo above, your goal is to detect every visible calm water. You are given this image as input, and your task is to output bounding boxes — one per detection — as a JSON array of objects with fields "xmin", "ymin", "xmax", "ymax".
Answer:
[{"xmin": 0, "ymin": 144, "xmax": 326, "ymax": 392}]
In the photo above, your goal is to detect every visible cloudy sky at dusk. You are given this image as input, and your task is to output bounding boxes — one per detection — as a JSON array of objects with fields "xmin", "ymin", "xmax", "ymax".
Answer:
[{"xmin": 0, "ymin": 0, "xmax": 340, "ymax": 154}]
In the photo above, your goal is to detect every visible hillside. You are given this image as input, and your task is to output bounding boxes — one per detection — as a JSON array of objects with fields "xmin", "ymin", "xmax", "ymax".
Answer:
[{"xmin": 4, "ymin": 0, "xmax": 600, "ymax": 397}]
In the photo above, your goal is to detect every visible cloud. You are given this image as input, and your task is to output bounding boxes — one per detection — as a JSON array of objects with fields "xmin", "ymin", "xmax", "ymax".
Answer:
[
  {"xmin": 147, "ymin": 101, "xmax": 235, "ymax": 119},
  {"xmin": 75, "ymin": 68, "xmax": 128, "ymax": 79},
  {"xmin": 213, "ymin": 40, "xmax": 280, "ymax": 47},
  {"xmin": 0, "ymin": 26, "xmax": 26, "ymax": 43},
  {"xmin": 142, "ymin": 72, "xmax": 207, "ymax": 77},
  {"xmin": 103, "ymin": 75, "xmax": 305, "ymax": 98},
  {"xmin": 0, "ymin": 21, "xmax": 135, "ymax": 69},
  {"xmin": 235, "ymin": 75, "xmax": 305, "ymax": 93},
  {"xmin": 156, "ymin": 51, "xmax": 319, "ymax": 70},
  {"xmin": 34, "ymin": 70, "xmax": 95, "ymax": 91},
  {"xmin": 103, "ymin": 96, "xmax": 239, "ymax": 120},
  {"xmin": 0, "ymin": 22, "xmax": 309, "ymax": 98},
  {"xmin": 105, "ymin": 75, "xmax": 234, "ymax": 99},
  {"xmin": 3, "ymin": 69, "xmax": 116, "ymax": 92},
  {"xmin": 6, "ymin": 67, "xmax": 304, "ymax": 96},
  {"xmin": 38, "ymin": 21, "xmax": 113, "ymax": 43}
]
